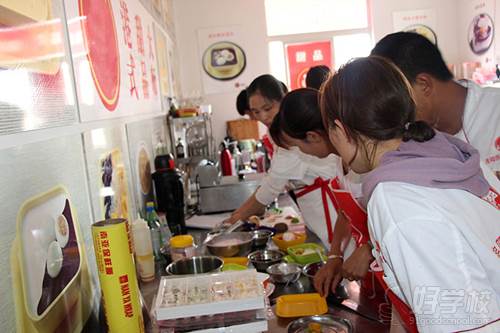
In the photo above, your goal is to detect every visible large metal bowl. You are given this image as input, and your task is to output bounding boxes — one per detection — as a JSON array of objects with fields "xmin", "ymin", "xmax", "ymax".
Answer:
[
  {"xmin": 248, "ymin": 249, "xmax": 283, "ymax": 272},
  {"xmin": 267, "ymin": 262, "xmax": 302, "ymax": 284},
  {"xmin": 251, "ymin": 229, "xmax": 274, "ymax": 248},
  {"xmin": 166, "ymin": 256, "xmax": 223, "ymax": 275},
  {"xmin": 206, "ymin": 232, "xmax": 253, "ymax": 257},
  {"xmin": 287, "ymin": 315, "xmax": 353, "ymax": 333}
]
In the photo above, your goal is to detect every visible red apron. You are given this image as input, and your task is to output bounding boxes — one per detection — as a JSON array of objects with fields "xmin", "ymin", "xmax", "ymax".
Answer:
[{"xmin": 296, "ymin": 177, "xmax": 419, "ymax": 331}]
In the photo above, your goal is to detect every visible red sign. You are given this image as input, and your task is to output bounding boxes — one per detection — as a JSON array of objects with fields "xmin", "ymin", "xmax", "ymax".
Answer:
[{"xmin": 286, "ymin": 41, "xmax": 332, "ymax": 90}]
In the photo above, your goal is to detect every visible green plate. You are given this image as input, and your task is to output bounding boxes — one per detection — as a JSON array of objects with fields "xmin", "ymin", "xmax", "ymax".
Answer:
[
  {"xmin": 221, "ymin": 263, "xmax": 248, "ymax": 271},
  {"xmin": 287, "ymin": 243, "xmax": 325, "ymax": 265}
]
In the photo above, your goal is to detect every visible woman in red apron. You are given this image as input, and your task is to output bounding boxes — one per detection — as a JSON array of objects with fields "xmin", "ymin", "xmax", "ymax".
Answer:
[
  {"xmin": 320, "ymin": 57, "xmax": 500, "ymax": 333},
  {"xmin": 269, "ymin": 91, "xmax": 395, "ymax": 326}
]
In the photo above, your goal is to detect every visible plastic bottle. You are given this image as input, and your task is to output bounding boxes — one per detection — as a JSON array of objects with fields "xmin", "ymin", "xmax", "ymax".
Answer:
[
  {"xmin": 176, "ymin": 138, "xmax": 185, "ymax": 158},
  {"xmin": 131, "ymin": 217, "xmax": 155, "ymax": 282},
  {"xmin": 158, "ymin": 212, "xmax": 171, "ymax": 245},
  {"xmin": 220, "ymin": 143, "xmax": 233, "ymax": 176},
  {"xmin": 145, "ymin": 202, "xmax": 162, "ymax": 259}
]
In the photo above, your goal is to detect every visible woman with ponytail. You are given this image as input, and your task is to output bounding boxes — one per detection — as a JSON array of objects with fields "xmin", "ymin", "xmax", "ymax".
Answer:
[{"xmin": 320, "ymin": 56, "xmax": 500, "ymax": 333}]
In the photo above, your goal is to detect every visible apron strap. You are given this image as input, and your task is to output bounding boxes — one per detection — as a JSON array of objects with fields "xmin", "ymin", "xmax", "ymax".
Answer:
[{"xmin": 295, "ymin": 177, "xmax": 339, "ymax": 243}]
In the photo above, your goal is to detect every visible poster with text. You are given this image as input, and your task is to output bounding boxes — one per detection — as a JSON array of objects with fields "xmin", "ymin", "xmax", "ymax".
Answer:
[
  {"xmin": 285, "ymin": 40, "xmax": 332, "ymax": 90},
  {"xmin": 65, "ymin": 0, "xmax": 162, "ymax": 121},
  {"xmin": 393, "ymin": 9, "xmax": 437, "ymax": 44},
  {"xmin": 0, "ymin": 0, "xmax": 78, "ymax": 135},
  {"xmin": 197, "ymin": 25, "xmax": 250, "ymax": 95},
  {"xmin": 153, "ymin": 23, "xmax": 172, "ymax": 109}
]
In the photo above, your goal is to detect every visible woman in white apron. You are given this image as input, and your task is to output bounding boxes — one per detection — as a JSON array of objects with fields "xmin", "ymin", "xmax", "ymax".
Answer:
[{"xmin": 320, "ymin": 56, "xmax": 500, "ymax": 333}]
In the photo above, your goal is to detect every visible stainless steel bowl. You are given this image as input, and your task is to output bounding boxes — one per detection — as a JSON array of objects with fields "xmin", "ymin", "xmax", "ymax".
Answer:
[
  {"xmin": 287, "ymin": 315, "xmax": 353, "ymax": 333},
  {"xmin": 267, "ymin": 262, "xmax": 302, "ymax": 284},
  {"xmin": 302, "ymin": 261, "xmax": 349, "ymax": 301},
  {"xmin": 166, "ymin": 256, "xmax": 223, "ymax": 275},
  {"xmin": 250, "ymin": 229, "xmax": 274, "ymax": 248},
  {"xmin": 302, "ymin": 261, "xmax": 324, "ymax": 284},
  {"xmin": 248, "ymin": 249, "xmax": 283, "ymax": 272},
  {"xmin": 206, "ymin": 232, "xmax": 253, "ymax": 257}
]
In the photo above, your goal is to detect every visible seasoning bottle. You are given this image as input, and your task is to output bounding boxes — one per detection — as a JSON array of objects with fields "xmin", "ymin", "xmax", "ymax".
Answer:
[
  {"xmin": 145, "ymin": 202, "xmax": 162, "ymax": 259},
  {"xmin": 131, "ymin": 217, "xmax": 155, "ymax": 282},
  {"xmin": 169, "ymin": 235, "xmax": 195, "ymax": 262},
  {"xmin": 158, "ymin": 212, "xmax": 171, "ymax": 245},
  {"xmin": 176, "ymin": 138, "xmax": 185, "ymax": 158}
]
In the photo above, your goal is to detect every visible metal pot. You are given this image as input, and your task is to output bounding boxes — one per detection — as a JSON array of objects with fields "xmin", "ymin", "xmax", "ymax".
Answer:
[
  {"xmin": 248, "ymin": 249, "xmax": 283, "ymax": 272},
  {"xmin": 250, "ymin": 229, "xmax": 274, "ymax": 248},
  {"xmin": 206, "ymin": 232, "xmax": 253, "ymax": 257},
  {"xmin": 287, "ymin": 315, "xmax": 353, "ymax": 333},
  {"xmin": 165, "ymin": 256, "xmax": 223, "ymax": 275},
  {"xmin": 267, "ymin": 262, "xmax": 302, "ymax": 284},
  {"xmin": 302, "ymin": 261, "xmax": 349, "ymax": 301}
]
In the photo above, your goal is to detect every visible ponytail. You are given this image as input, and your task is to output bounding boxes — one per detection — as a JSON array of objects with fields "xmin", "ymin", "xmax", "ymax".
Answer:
[{"xmin": 402, "ymin": 121, "xmax": 435, "ymax": 142}]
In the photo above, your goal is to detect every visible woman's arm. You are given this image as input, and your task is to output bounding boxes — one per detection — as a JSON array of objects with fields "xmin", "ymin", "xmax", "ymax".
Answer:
[
  {"xmin": 225, "ymin": 192, "xmax": 266, "ymax": 224},
  {"xmin": 314, "ymin": 211, "xmax": 352, "ymax": 296}
]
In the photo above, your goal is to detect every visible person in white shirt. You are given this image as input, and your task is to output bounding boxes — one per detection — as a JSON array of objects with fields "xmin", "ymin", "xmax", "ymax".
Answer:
[
  {"xmin": 266, "ymin": 88, "xmax": 355, "ymax": 250},
  {"xmin": 371, "ymin": 32, "xmax": 500, "ymax": 183},
  {"xmin": 225, "ymin": 74, "xmax": 287, "ymax": 224},
  {"xmin": 320, "ymin": 56, "xmax": 500, "ymax": 333}
]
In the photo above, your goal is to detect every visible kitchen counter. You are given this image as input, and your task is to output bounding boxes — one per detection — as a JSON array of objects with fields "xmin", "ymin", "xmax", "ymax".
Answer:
[{"xmin": 139, "ymin": 194, "xmax": 390, "ymax": 332}]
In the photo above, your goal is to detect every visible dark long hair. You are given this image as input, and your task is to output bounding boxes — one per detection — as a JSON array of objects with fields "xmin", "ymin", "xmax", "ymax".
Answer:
[
  {"xmin": 270, "ymin": 88, "xmax": 326, "ymax": 147},
  {"xmin": 320, "ymin": 56, "xmax": 435, "ymax": 144},
  {"xmin": 246, "ymin": 74, "xmax": 287, "ymax": 102}
]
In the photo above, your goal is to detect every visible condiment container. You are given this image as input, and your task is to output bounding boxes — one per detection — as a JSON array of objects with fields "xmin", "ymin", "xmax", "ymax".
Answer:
[
  {"xmin": 131, "ymin": 217, "xmax": 155, "ymax": 282},
  {"xmin": 170, "ymin": 235, "xmax": 195, "ymax": 261}
]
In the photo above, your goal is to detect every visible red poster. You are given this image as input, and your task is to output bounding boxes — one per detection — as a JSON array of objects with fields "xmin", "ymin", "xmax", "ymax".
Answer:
[{"xmin": 286, "ymin": 41, "xmax": 332, "ymax": 90}]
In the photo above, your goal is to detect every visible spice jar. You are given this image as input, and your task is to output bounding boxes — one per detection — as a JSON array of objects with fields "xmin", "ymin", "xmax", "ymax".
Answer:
[{"xmin": 170, "ymin": 235, "xmax": 195, "ymax": 261}]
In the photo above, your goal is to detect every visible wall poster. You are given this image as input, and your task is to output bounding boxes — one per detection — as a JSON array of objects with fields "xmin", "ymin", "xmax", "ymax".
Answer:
[
  {"xmin": 0, "ymin": 0, "xmax": 78, "ymax": 135},
  {"xmin": 197, "ymin": 25, "xmax": 250, "ymax": 94},
  {"xmin": 65, "ymin": 0, "xmax": 162, "ymax": 121},
  {"xmin": 393, "ymin": 9, "xmax": 438, "ymax": 45},
  {"xmin": 285, "ymin": 40, "xmax": 332, "ymax": 90}
]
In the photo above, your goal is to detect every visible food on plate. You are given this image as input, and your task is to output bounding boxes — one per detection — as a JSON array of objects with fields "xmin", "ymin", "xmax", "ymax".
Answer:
[
  {"xmin": 248, "ymin": 215, "xmax": 260, "ymax": 225},
  {"xmin": 282, "ymin": 232, "xmax": 296, "ymax": 242},
  {"xmin": 46, "ymin": 241, "xmax": 63, "ymax": 278},
  {"xmin": 55, "ymin": 214, "xmax": 69, "ymax": 248},
  {"xmin": 294, "ymin": 248, "xmax": 316, "ymax": 256}
]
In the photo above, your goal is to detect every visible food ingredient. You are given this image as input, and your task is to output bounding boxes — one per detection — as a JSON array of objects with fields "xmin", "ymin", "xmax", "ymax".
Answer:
[{"xmin": 282, "ymin": 232, "xmax": 296, "ymax": 242}]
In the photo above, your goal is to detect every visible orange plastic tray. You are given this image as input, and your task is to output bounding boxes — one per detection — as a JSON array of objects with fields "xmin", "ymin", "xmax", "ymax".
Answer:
[{"xmin": 275, "ymin": 293, "xmax": 328, "ymax": 318}]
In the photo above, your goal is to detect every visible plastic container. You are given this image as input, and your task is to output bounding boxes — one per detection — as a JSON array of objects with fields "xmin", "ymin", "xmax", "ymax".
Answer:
[
  {"xmin": 287, "ymin": 243, "xmax": 326, "ymax": 265},
  {"xmin": 275, "ymin": 293, "xmax": 328, "ymax": 318},
  {"xmin": 272, "ymin": 232, "xmax": 306, "ymax": 251},
  {"xmin": 170, "ymin": 234, "xmax": 195, "ymax": 262},
  {"xmin": 145, "ymin": 202, "xmax": 162, "ymax": 259},
  {"xmin": 131, "ymin": 217, "xmax": 155, "ymax": 282}
]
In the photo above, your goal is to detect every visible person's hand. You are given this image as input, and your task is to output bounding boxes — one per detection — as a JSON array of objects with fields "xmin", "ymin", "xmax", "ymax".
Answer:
[
  {"xmin": 313, "ymin": 258, "xmax": 343, "ymax": 297},
  {"xmin": 222, "ymin": 212, "xmax": 241, "ymax": 225},
  {"xmin": 341, "ymin": 243, "xmax": 374, "ymax": 281}
]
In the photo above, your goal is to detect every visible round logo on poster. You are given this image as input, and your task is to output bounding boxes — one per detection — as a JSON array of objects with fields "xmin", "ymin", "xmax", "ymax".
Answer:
[{"xmin": 79, "ymin": 0, "xmax": 121, "ymax": 111}]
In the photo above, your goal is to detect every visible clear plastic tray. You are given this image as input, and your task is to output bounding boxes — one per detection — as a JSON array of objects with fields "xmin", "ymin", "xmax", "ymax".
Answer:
[{"xmin": 155, "ymin": 270, "xmax": 265, "ymax": 320}]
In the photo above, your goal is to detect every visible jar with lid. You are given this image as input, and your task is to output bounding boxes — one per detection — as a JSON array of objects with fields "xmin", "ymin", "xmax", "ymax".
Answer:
[{"xmin": 169, "ymin": 235, "xmax": 195, "ymax": 261}]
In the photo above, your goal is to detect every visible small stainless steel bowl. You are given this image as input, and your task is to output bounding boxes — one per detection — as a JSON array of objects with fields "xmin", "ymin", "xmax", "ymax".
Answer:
[
  {"xmin": 287, "ymin": 315, "xmax": 353, "ymax": 333},
  {"xmin": 165, "ymin": 256, "xmax": 223, "ymax": 275},
  {"xmin": 250, "ymin": 229, "xmax": 274, "ymax": 248},
  {"xmin": 302, "ymin": 261, "xmax": 349, "ymax": 300},
  {"xmin": 206, "ymin": 232, "xmax": 253, "ymax": 257},
  {"xmin": 248, "ymin": 249, "xmax": 283, "ymax": 272},
  {"xmin": 267, "ymin": 262, "xmax": 302, "ymax": 284},
  {"xmin": 302, "ymin": 261, "xmax": 324, "ymax": 284}
]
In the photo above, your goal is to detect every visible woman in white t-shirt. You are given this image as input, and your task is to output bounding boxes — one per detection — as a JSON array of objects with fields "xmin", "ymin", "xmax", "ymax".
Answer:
[{"xmin": 320, "ymin": 56, "xmax": 500, "ymax": 333}]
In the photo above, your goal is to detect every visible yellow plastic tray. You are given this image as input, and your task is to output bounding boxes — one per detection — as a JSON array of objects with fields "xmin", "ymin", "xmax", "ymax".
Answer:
[
  {"xmin": 272, "ymin": 232, "xmax": 306, "ymax": 251},
  {"xmin": 222, "ymin": 256, "xmax": 249, "ymax": 266},
  {"xmin": 275, "ymin": 293, "xmax": 328, "ymax": 318}
]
